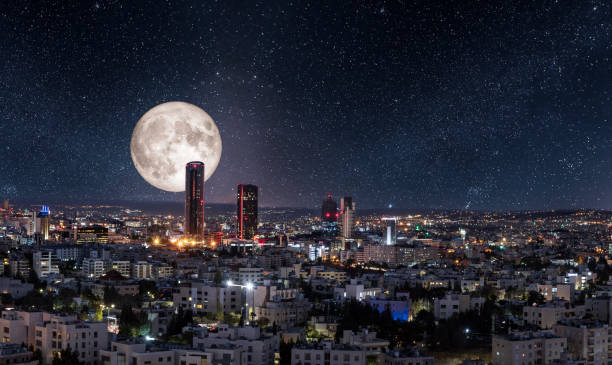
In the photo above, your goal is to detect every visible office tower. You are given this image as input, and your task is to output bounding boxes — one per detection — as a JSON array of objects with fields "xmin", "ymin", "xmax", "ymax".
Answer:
[
  {"xmin": 339, "ymin": 196, "xmax": 355, "ymax": 239},
  {"xmin": 36, "ymin": 205, "xmax": 50, "ymax": 240},
  {"xmin": 185, "ymin": 161, "xmax": 205, "ymax": 237},
  {"xmin": 382, "ymin": 217, "xmax": 397, "ymax": 245},
  {"xmin": 237, "ymin": 184, "xmax": 258, "ymax": 239},
  {"xmin": 321, "ymin": 194, "xmax": 338, "ymax": 222},
  {"xmin": 77, "ymin": 225, "xmax": 109, "ymax": 244}
]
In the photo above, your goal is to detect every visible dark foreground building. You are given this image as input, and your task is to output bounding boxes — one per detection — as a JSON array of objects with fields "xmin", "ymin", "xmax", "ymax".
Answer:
[
  {"xmin": 185, "ymin": 161, "xmax": 205, "ymax": 237},
  {"xmin": 237, "ymin": 184, "xmax": 258, "ymax": 239}
]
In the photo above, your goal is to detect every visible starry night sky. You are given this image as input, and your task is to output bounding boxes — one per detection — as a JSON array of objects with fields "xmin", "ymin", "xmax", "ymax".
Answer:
[{"xmin": 0, "ymin": 1, "xmax": 610, "ymax": 210}]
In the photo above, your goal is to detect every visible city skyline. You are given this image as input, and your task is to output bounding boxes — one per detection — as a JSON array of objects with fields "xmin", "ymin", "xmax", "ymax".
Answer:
[{"xmin": 0, "ymin": 1, "xmax": 610, "ymax": 210}]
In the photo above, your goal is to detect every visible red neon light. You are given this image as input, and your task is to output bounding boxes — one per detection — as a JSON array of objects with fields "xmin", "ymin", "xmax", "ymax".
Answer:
[{"xmin": 325, "ymin": 213, "xmax": 330, "ymax": 217}]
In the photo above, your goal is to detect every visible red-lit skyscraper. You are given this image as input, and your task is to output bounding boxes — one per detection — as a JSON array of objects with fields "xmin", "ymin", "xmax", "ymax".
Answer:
[
  {"xmin": 321, "ymin": 194, "xmax": 338, "ymax": 222},
  {"xmin": 237, "ymin": 184, "xmax": 258, "ymax": 239},
  {"xmin": 185, "ymin": 161, "xmax": 205, "ymax": 237}
]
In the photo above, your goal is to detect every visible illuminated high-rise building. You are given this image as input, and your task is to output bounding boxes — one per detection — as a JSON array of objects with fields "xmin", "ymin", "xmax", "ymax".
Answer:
[
  {"xmin": 237, "ymin": 184, "xmax": 258, "ymax": 239},
  {"xmin": 76, "ymin": 225, "xmax": 108, "ymax": 244},
  {"xmin": 339, "ymin": 196, "xmax": 355, "ymax": 239},
  {"xmin": 382, "ymin": 217, "xmax": 397, "ymax": 245},
  {"xmin": 37, "ymin": 205, "xmax": 50, "ymax": 241},
  {"xmin": 185, "ymin": 161, "xmax": 205, "ymax": 237},
  {"xmin": 321, "ymin": 194, "xmax": 338, "ymax": 223}
]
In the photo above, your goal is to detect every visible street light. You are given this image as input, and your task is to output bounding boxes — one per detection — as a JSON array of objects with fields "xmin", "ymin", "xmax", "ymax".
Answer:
[{"xmin": 245, "ymin": 282, "xmax": 254, "ymax": 290}]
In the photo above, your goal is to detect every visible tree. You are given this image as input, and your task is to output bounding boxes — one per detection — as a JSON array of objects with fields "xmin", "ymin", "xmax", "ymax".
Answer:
[
  {"xmin": 526, "ymin": 291, "xmax": 546, "ymax": 306},
  {"xmin": 216, "ymin": 298, "xmax": 224, "ymax": 322},
  {"xmin": 103, "ymin": 286, "xmax": 120, "ymax": 305},
  {"xmin": 138, "ymin": 280, "xmax": 158, "ymax": 296},
  {"xmin": 119, "ymin": 305, "xmax": 140, "ymax": 337},
  {"xmin": 94, "ymin": 306, "xmax": 103, "ymax": 322},
  {"xmin": 279, "ymin": 340, "xmax": 295, "ymax": 365}
]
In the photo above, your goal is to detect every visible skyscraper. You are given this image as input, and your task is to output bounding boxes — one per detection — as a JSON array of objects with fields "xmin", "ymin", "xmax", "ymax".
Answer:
[
  {"xmin": 382, "ymin": 217, "xmax": 397, "ymax": 245},
  {"xmin": 37, "ymin": 205, "xmax": 50, "ymax": 241},
  {"xmin": 237, "ymin": 184, "xmax": 258, "ymax": 239},
  {"xmin": 321, "ymin": 194, "xmax": 338, "ymax": 222},
  {"xmin": 339, "ymin": 196, "xmax": 355, "ymax": 239},
  {"xmin": 185, "ymin": 161, "xmax": 205, "ymax": 237}
]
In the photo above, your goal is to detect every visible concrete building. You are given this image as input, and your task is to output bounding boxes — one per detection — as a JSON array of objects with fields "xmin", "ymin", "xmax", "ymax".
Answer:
[
  {"xmin": 0, "ymin": 277, "xmax": 33, "ymax": 299},
  {"xmin": 339, "ymin": 197, "xmax": 356, "ymax": 239},
  {"xmin": 553, "ymin": 320, "xmax": 611, "ymax": 365},
  {"xmin": 254, "ymin": 300, "xmax": 310, "ymax": 328},
  {"xmin": 0, "ymin": 343, "xmax": 38, "ymax": 365},
  {"xmin": 82, "ymin": 258, "xmax": 106, "ymax": 279},
  {"xmin": 108, "ymin": 261, "xmax": 131, "ymax": 278},
  {"xmin": 8, "ymin": 257, "xmax": 29, "ymax": 279},
  {"xmin": 434, "ymin": 293, "xmax": 485, "ymax": 320},
  {"xmin": 235, "ymin": 267, "xmax": 264, "ymax": 285},
  {"xmin": 536, "ymin": 284, "xmax": 572, "ymax": 302},
  {"xmin": 193, "ymin": 324, "xmax": 279, "ymax": 365},
  {"xmin": 132, "ymin": 261, "xmax": 153, "ymax": 279},
  {"xmin": 381, "ymin": 348, "xmax": 434, "ymax": 365},
  {"xmin": 172, "ymin": 281, "xmax": 243, "ymax": 314},
  {"xmin": 492, "ymin": 331, "xmax": 567, "ymax": 365},
  {"xmin": 33, "ymin": 251, "xmax": 60, "ymax": 278},
  {"xmin": 0, "ymin": 311, "xmax": 44, "ymax": 346},
  {"xmin": 152, "ymin": 264, "xmax": 173, "ymax": 280},
  {"xmin": 292, "ymin": 342, "xmax": 367, "ymax": 365},
  {"xmin": 341, "ymin": 329, "xmax": 389, "ymax": 353},
  {"xmin": 33, "ymin": 313, "xmax": 109, "ymax": 365},
  {"xmin": 100, "ymin": 340, "xmax": 238, "ymax": 365},
  {"xmin": 333, "ymin": 280, "xmax": 382, "ymax": 302},
  {"xmin": 523, "ymin": 301, "xmax": 585, "ymax": 329}
]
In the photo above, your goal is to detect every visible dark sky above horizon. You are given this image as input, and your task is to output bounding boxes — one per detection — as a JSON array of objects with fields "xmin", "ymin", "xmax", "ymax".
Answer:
[{"xmin": 0, "ymin": 1, "xmax": 610, "ymax": 210}]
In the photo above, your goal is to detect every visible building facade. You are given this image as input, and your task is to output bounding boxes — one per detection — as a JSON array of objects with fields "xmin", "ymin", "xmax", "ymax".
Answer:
[{"xmin": 237, "ymin": 184, "xmax": 258, "ymax": 240}]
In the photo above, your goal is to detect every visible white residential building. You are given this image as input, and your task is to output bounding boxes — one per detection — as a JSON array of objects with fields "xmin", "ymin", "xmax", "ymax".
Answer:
[
  {"xmin": 82, "ymin": 258, "xmax": 106, "ymax": 279},
  {"xmin": 492, "ymin": 331, "xmax": 567, "ymax": 365},
  {"xmin": 193, "ymin": 324, "xmax": 279, "ymax": 365},
  {"xmin": 33, "ymin": 251, "xmax": 60, "ymax": 278},
  {"xmin": 33, "ymin": 314, "xmax": 109, "ymax": 365},
  {"xmin": 433, "ymin": 293, "xmax": 485, "ymax": 320}
]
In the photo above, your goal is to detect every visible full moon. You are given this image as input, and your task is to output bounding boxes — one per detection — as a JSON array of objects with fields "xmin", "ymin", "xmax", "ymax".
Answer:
[{"xmin": 130, "ymin": 101, "xmax": 222, "ymax": 192}]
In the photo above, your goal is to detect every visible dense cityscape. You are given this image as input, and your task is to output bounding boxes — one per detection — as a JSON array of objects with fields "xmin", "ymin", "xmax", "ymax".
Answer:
[
  {"xmin": 0, "ymin": 191, "xmax": 611, "ymax": 364},
  {"xmin": 1, "ymin": 1, "xmax": 610, "ymax": 365}
]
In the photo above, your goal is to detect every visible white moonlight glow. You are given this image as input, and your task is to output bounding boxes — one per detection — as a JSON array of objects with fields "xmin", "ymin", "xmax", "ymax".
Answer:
[{"xmin": 130, "ymin": 101, "xmax": 222, "ymax": 192}]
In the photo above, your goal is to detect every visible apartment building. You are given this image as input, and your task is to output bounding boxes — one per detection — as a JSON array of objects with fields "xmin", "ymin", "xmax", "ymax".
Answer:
[
  {"xmin": 33, "ymin": 314, "xmax": 109, "ymax": 365},
  {"xmin": 381, "ymin": 348, "xmax": 434, "ymax": 365},
  {"xmin": 100, "ymin": 340, "xmax": 239, "ymax": 365},
  {"xmin": 132, "ymin": 262, "xmax": 153, "ymax": 279},
  {"xmin": 254, "ymin": 300, "xmax": 310, "ymax": 328},
  {"xmin": 82, "ymin": 258, "xmax": 106, "ymax": 279},
  {"xmin": 172, "ymin": 281, "xmax": 243, "ymax": 314},
  {"xmin": 492, "ymin": 331, "xmax": 567, "ymax": 365},
  {"xmin": 33, "ymin": 251, "xmax": 60, "ymax": 278},
  {"xmin": 193, "ymin": 324, "xmax": 279, "ymax": 365},
  {"xmin": 554, "ymin": 320, "xmax": 611, "ymax": 365},
  {"xmin": 291, "ymin": 342, "xmax": 367, "ymax": 365},
  {"xmin": 433, "ymin": 293, "xmax": 485, "ymax": 320},
  {"xmin": 523, "ymin": 301, "xmax": 585, "ymax": 329}
]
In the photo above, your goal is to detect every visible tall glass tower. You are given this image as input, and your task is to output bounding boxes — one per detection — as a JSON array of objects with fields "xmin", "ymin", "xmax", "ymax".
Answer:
[
  {"xmin": 237, "ymin": 184, "xmax": 258, "ymax": 239},
  {"xmin": 321, "ymin": 194, "xmax": 338, "ymax": 222},
  {"xmin": 185, "ymin": 161, "xmax": 205, "ymax": 237}
]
